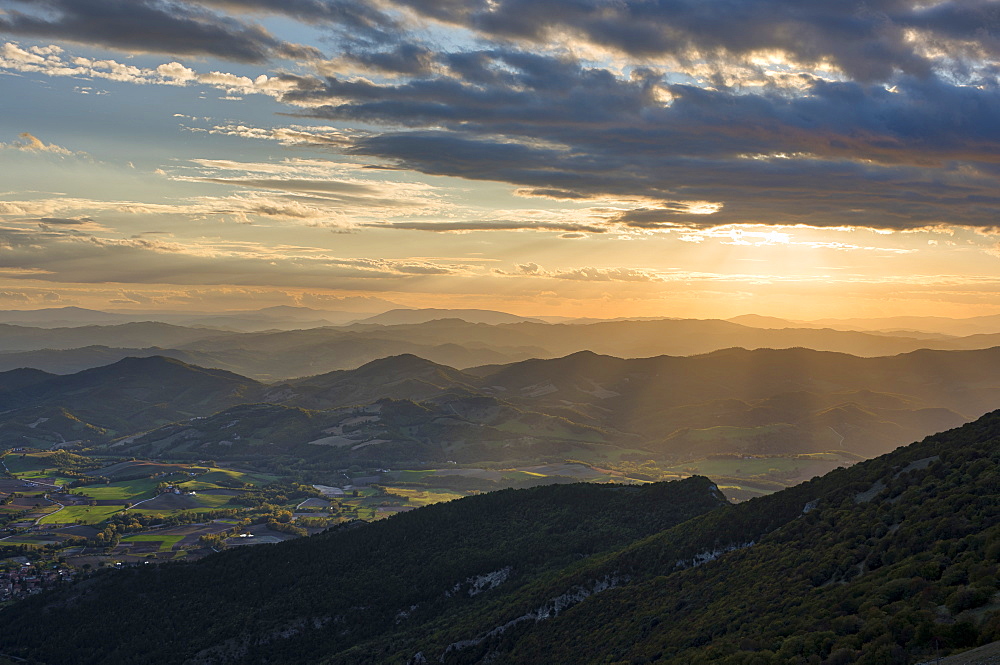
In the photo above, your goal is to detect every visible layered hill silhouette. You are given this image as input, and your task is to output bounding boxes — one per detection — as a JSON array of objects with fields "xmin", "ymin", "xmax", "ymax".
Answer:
[
  {"xmin": 352, "ymin": 308, "xmax": 546, "ymax": 326},
  {"xmin": 6, "ymin": 347, "xmax": 1000, "ymax": 463},
  {"xmin": 1, "ymin": 405, "xmax": 996, "ymax": 664},
  {"xmin": 11, "ymin": 316, "xmax": 1000, "ymax": 380},
  {"xmin": 0, "ymin": 357, "xmax": 266, "ymax": 446}
]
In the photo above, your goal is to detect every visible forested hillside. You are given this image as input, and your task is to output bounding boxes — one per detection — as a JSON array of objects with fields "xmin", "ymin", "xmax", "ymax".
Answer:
[
  {"xmin": 0, "ymin": 477, "xmax": 726, "ymax": 664},
  {"xmin": 0, "ymin": 409, "xmax": 996, "ymax": 664}
]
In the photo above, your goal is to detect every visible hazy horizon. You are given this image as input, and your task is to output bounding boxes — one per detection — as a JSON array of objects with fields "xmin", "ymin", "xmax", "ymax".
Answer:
[{"xmin": 4, "ymin": 2, "xmax": 1000, "ymax": 321}]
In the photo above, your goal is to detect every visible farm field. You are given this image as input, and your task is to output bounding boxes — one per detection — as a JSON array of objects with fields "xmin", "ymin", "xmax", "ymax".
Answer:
[
  {"xmin": 38, "ymin": 506, "xmax": 122, "ymax": 525},
  {"xmin": 132, "ymin": 491, "xmax": 240, "ymax": 512},
  {"xmin": 120, "ymin": 534, "xmax": 185, "ymax": 552},
  {"xmin": 0, "ymin": 450, "xmax": 335, "ymax": 571},
  {"xmin": 0, "ymin": 443, "xmax": 848, "ymax": 573},
  {"xmin": 86, "ymin": 460, "xmax": 193, "ymax": 480},
  {"xmin": 380, "ymin": 487, "xmax": 465, "ymax": 507},
  {"xmin": 80, "ymin": 478, "xmax": 159, "ymax": 502}
]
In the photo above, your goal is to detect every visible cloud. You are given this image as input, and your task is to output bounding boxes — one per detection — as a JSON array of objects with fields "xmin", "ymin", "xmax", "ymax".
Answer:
[
  {"xmin": 36, "ymin": 216, "xmax": 108, "ymax": 233},
  {"xmin": 17, "ymin": 0, "xmax": 983, "ymax": 87},
  {"xmin": 385, "ymin": 0, "xmax": 993, "ymax": 83},
  {"xmin": 0, "ymin": 290, "xmax": 31, "ymax": 303},
  {"xmin": 276, "ymin": 52, "xmax": 1000, "ymax": 230},
  {"xmin": 0, "ymin": 0, "xmax": 320, "ymax": 63},
  {"xmin": 0, "ymin": 132, "xmax": 76, "ymax": 156},
  {"xmin": 0, "ymin": 226, "xmax": 475, "ymax": 287},
  {"xmin": 365, "ymin": 220, "xmax": 611, "ymax": 233},
  {"xmin": 0, "ymin": 42, "xmax": 301, "ymax": 97},
  {"xmin": 194, "ymin": 123, "xmax": 358, "ymax": 147},
  {"xmin": 196, "ymin": 0, "xmax": 399, "ymax": 44},
  {"xmin": 185, "ymin": 177, "xmax": 432, "ymax": 207},
  {"xmin": 167, "ymin": 157, "xmax": 448, "ymax": 220},
  {"xmin": 505, "ymin": 262, "xmax": 666, "ymax": 282},
  {"xmin": 6, "ymin": 2, "xmax": 1000, "ymax": 235}
]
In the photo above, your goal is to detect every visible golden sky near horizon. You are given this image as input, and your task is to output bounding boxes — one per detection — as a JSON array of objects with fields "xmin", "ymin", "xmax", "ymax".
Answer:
[{"xmin": 3, "ymin": 0, "xmax": 1000, "ymax": 319}]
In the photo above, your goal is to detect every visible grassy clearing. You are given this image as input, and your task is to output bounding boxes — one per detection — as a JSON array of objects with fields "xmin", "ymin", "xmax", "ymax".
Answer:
[
  {"xmin": 88, "ymin": 461, "xmax": 192, "ymax": 480},
  {"xmin": 78, "ymin": 478, "xmax": 159, "ymax": 502},
  {"xmin": 121, "ymin": 534, "xmax": 185, "ymax": 551},
  {"xmin": 131, "ymin": 506, "xmax": 231, "ymax": 517},
  {"xmin": 176, "ymin": 480, "xmax": 226, "ymax": 491},
  {"xmin": 196, "ymin": 469, "xmax": 245, "ymax": 483},
  {"xmin": 38, "ymin": 505, "xmax": 122, "ymax": 525},
  {"xmin": 11, "ymin": 469, "xmax": 55, "ymax": 480},
  {"xmin": 663, "ymin": 456, "xmax": 809, "ymax": 477},
  {"xmin": 2, "ymin": 454, "xmax": 52, "ymax": 474},
  {"xmin": 382, "ymin": 487, "xmax": 465, "ymax": 507},
  {"xmin": 193, "ymin": 493, "xmax": 237, "ymax": 509},
  {"xmin": 195, "ymin": 467, "xmax": 278, "ymax": 486}
]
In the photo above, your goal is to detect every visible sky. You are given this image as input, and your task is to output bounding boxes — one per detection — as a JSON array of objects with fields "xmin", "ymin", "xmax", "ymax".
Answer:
[{"xmin": 2, "ymin": 0, "xmax": 1000, "ymax": 320}]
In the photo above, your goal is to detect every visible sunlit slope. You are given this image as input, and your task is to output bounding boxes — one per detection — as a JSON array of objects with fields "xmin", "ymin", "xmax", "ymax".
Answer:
[{"xmin": 467, "ymin": 348, "xmax": 1000, "ymax": 456}]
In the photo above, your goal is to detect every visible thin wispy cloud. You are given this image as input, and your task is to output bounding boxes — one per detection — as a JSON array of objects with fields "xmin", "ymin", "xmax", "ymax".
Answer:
[{"xmin": 1, "ymin": 132, "xmax": 78, "ymax": 156}]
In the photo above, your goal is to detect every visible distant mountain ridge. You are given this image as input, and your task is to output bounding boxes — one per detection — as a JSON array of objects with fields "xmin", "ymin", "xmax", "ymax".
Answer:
[
  {"xmin": 0, "ymin": 356, "xmax": 265, "ymax": 446},
  {"xmin": 8, "ymin": 315, "xmax": 1000, "ymax": 380},
  {"xmin": 9, "ymin": 346, "xmax": 1000, "ymax": 463},
  {"xmin": 353, "ymin": 308, "xmax": 546, "ymax": 325}
]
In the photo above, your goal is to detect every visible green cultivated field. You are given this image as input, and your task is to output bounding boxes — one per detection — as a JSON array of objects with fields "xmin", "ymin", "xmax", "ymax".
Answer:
[
  {"xmin": 175, "ymin": 480, "xmax": 227, "ymax": 491},
  {"xmin": 190, "ymin": 467, "xmax": 278, "ymax": 486},
  {"xmin": 120, "ymin": 534, "xmax": 185, "ymax": 551},
  {"xmin": 79, "ymin": 478, "xmax": 159, "ymax": 502},
  {"xmin": 381, "ymin": 487, "xmax": 466, "ymax": 506},
  {"xmin": 38, "ymin": 505, "xmax": 122, "ymax": 525},
  {"xmin": 191, "ymin": 493, "xmax": 237, "ymax": 508}
]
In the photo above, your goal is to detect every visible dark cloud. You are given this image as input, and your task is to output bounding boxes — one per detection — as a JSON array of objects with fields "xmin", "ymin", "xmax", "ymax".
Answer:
[
  {"xmin": 197, "ymin": 0, "xmax": 396, "ymax": 36},
  {"xmin": 342, "ymin": 42, "xmax": 438, "ymax": 75},
  {"xmin": 0, "ymin": 0, "xmax": 320, "ymax": 62},
  {"xmin": 274, "ymin": 46, "xmax": 1000, "ymax": 230},
  {"xmin": 37, "ymin": 217, "xmax": 94, "ymax": 225},
  {"xmin": 5, "ymin": 1, "xmax": 995, "ymax": 80},
  {"xmin": 8, "ymin": 0, "xmax": 1000, "ymax": 231},
  {"xmin": 388, "ymin": 0, "xmax": 998, "ymax": 83}
]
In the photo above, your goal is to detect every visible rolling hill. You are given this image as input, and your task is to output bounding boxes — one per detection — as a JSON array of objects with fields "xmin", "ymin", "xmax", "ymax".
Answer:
[
  {"xmin": 1, "ymin": 405, "xmax": 996, "ymax": 664},
  {"xmin": 0, "ymin": 321, "xmax": 234, "ymax": 352},
  {"xmin": 353, "ymin": 308, "xmax": 546, "ymax": 326},
  {"xmin": 10, "ymin": 316, "xmax": 1000, "ymax": 380},
  {"xmin": 0, "ymin": 356, "xmax": 266, "ymax": 446},
  {"xmin": 9, "ymin": 346, "xmax": 1000, "ymax": 463}
]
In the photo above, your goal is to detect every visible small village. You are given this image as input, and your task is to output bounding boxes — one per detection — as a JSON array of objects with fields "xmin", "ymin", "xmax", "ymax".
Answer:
[
  {"xmin": 0, "ymin": 449, "xmax": 461, "ymax": 587},
  {"xmin": 0, "ymin": 560, "xmax": 76, "ymax": 602}
]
